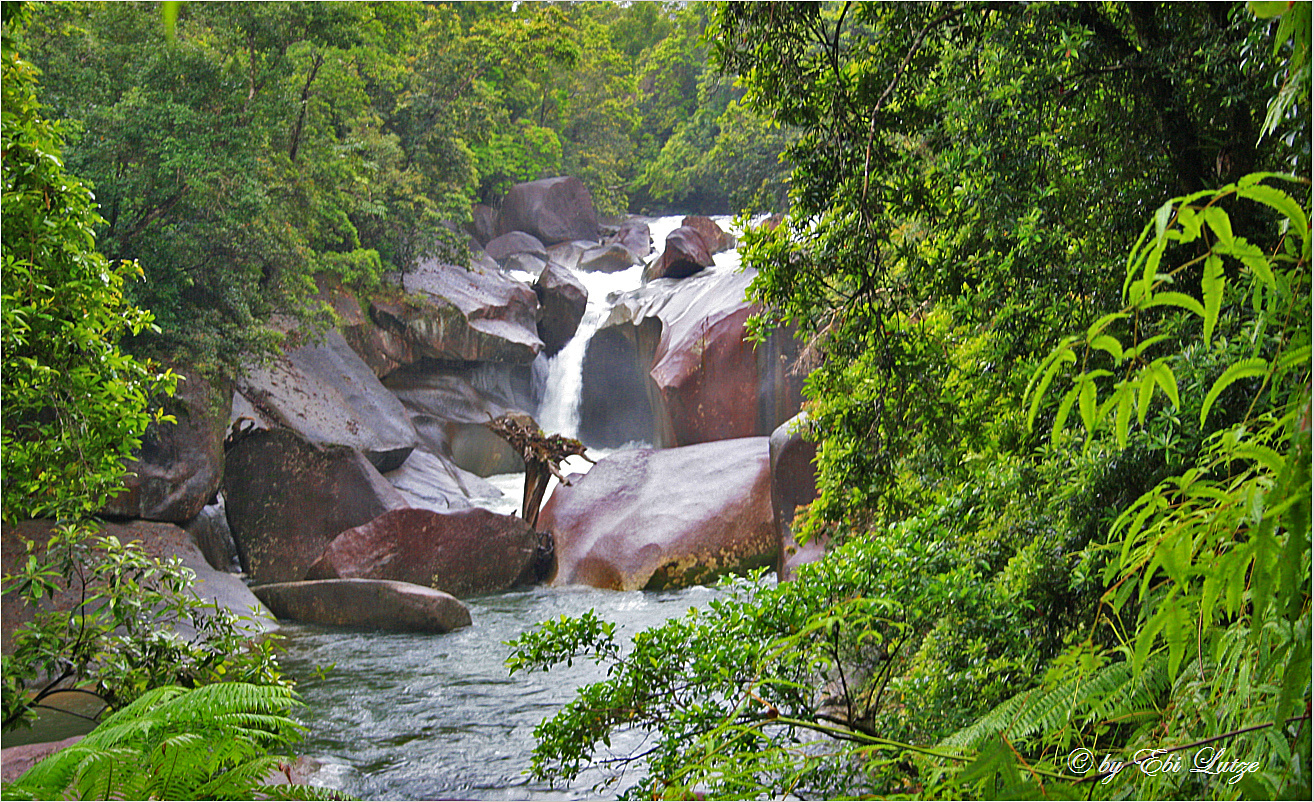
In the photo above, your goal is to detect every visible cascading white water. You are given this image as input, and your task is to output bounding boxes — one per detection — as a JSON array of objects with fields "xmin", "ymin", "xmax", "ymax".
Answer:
[{"xmin": 535, "ymin": 215, "xmax": 744, "ymax": 440}]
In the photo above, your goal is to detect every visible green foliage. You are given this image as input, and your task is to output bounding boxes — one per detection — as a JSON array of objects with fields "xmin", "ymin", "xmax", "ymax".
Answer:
[
  {"xmin": 1, "ymin": 5, "xmax": 174, "ymax": 521},
  {"xmin": 0, "ymin": 683, "xmax": 323, "ymax": 801},
  {"xmin": 2, "ymin": 523, "xmax": 288, "ymax": 732}
]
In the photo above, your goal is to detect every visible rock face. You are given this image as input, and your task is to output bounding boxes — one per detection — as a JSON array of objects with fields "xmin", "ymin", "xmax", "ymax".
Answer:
[
  {"xmin": 233, "ymin": 329, "xmax": 418, "ymax": 472},
  {"xmin": 578, "ymin": 243, "xmax": 639, "ymax": 273},
  {"xmin": 362, "ymin": 261, "xmax": 543, "ymax": 367},
  {"xmin": 484, "ymin": 231, "xmax": 548, "ymax": 264},
  {"xmin": 644, "ymin": 226, "xmax": 714, "ymax": 282},
  {"xmin": 185, "ymin": 498, "xmax": 241, "ymax": 573},
  {"xmin": 496, "ymin": 176, "xmax": 599, "ymax": 245},
  {"xmin": 223, "ymin": 428, "xmax": 407, "ymax": 584},
  {"xmin": 769, "ymin": 414, "xmax": 824, "ymax": 580},
  {"xmin": 2, "ymin": 519, "xmax": 275, "ymax": 656},
  {"xmin": 579, "ymin": 270, "xmax": 804, "ymax": 449},
  {"xmin": 540, "ymin": 438, "xmax": 778, "ymax": 591},
  {"xmin": 253, "ymin": 579, "xmax": 471, "ymax": 633},
  {"xmin": 534, "ymin": 262, "xmax": 587, "ymax": 356},
  {"xmin": 383, "ymin": 449, "xmax": 495, "ymax": 513},
  {"xmin": 469, "ymin": 203, "xmax": 499, "ymax": 246},
  {"xmin": 102, "ymin": 368, "xmax": 231, "ymax": 523},
  {"xmin": 305, "ymin": 507, "xmax": 542, "ymax": 598},
  {"xmin": 681, "ymin": 215, "xmax": 735, "ymax": 254}
]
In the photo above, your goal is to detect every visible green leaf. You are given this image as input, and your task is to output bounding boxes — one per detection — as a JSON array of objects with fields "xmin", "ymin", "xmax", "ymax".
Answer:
[
  {"xmin": 1202, "ymin": 205, "xmax": 1234, "ymax": 249},
  {"xmin": 1200, "ymin": 358, "xmax": 1270, "ymax": 424},
  {"xmin": 1086, "ymin": 312, "xmax": 1128, "ymax": 340},
  {"xmin": 1145, "ymin": 291, "xmax": 1206, "ymax": 318},
  {"xmin": 1249, "ymin": 1, "xmax": 1294, "ymax": 19},
  {"xmin": 1202, "ymin": 253, "xmax": 1225, "ymax": 344},
  {"xmin": 1150, "ymin": 361, "xmax": 1180, "ymax": 409},
  {"xmin": 1089, "ymin": 335, "xmax": 1124, "ymax": 361},
  {"xmin": 1237, "ymin": 183, "xmax": 1310, "ymax": 241},
  {"xmin": 1025, "ymin": 345, "xmax": 1077, "ymax": 430},
  {"xmin": 1153, "ymin": 199, "xmax": 1175, "ymax": 243},
  {"xmin": 1078, "ymin": 379, "xmax": 1097, "ymax": 436}
]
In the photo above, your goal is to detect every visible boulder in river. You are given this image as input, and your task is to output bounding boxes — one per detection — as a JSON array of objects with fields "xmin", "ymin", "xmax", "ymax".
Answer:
[
  {"xmin": 534, "ymin": 261, "xmax": 587, "ymax": 356},
  {"xmin": 681, "ymin": 215, "xmax": 736, "ymax": 254},
  {"xmin": 223, "ymin": 428, "xmax": 407, "ymax": 584},
  {"xmin": 305, "ymin": 507, "xmax": 543, "ymax": 598},
  {"xmin": 101, "ymin": 368, "xmax": 231, "ymax": 523},
  {"xmin": 252, "ymin": 579, "xmax": 471, "ymax": 633},
  {"xmin": 769, "ymin": 413, "xmax": 825, "ymax": 580},
  {"xmin": 496, "ymin": 176, "xmax": 600, "ymax": 245},
  {"xmin": 233, "ymin": 329, "xmax": 418, "ymax": 472},
  {"xmin": 643, "ymin": 226, "xmax": 714, "ymax": 282},
  {"xmin": 606, "ymin": 219, "xmax": 652, "ymax": 262},
  {"xmin": 578, "ymin": 242, "xmax": 640, "ymax": 273},
  {"xmin": 484, "ymin": 231, "xmax": 548, "ymax": 265},
  {"xmin": 539, "ymin": 437, "xmax": 778, "ymax": 591}
]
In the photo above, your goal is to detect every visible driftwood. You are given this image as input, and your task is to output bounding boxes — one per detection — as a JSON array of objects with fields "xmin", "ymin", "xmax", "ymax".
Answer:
[{"xmin": 486, "ymin": 412, "xmax": 593, "ymax": 529}]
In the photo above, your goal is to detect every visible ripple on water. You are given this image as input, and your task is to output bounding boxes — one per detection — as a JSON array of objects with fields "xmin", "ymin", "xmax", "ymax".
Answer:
[{"xmin": 279, "ymin": 584, "xmax": 724, "ymax": 800}]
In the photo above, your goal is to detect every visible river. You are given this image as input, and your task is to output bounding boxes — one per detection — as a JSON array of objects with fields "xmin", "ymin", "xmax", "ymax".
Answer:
[{"xmin": 280, "ymin": 215, "xmax": 751, "ymax": 800}]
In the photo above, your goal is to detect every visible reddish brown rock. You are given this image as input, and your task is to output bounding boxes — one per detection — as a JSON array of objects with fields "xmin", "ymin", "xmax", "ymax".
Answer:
[
  {"xmin": 305, "ymin": 507, "xmax": 541, "ymax": 598},
  {"xmin": 252, "ymin": 579, "xmax": 471, "ymax": 633},
  {"xmin": 681, "ymin": 215, "xmax": 735, "ymax": 254},
  {"xmin": 102, "ymin": 368, "xmax": 231, "ymax": 523},
  {"xmin": 534, "ymin": 262, "xmax": 587, "ymax": 356},
  {"xmin": 496, "ymin": 176, "xmax": 600, "ymax": 245},
  {"xmin": 643, "ymin": 226, "xmax": 714, "ymax": 282},
  {"xmin": 539, "ymin": 438, "xmax": 778, "ymax": 591},
  {"xmin": 223, "ymin": 428, "xmax": 407, "ymax": 584}
]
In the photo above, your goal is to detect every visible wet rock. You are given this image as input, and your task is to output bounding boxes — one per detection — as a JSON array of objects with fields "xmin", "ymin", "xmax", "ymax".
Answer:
[
  {"xmin": 102, "ymin": 368, "xmax": 231, "ymax": 523},
  {"xmin": 233, "ymin": 329, "xmax": 418, "ymax": 472},
  {"xmin": 496, "ymin": 176, "xmax": 600, "ymax": 245},
  {"xmin": 580, "ymin": 270, "xmax": 804, "ymax": 448},
  {"xmin": 606, "ymin": 219, "xmax": 652, "ymax": 261},
  {"xmin": 306, "ymin": 507, "xmax": 540, "ymax": 598},
  {"xmin": 185, "ymin": 497, "xmax": 241, "ymax": 573},
  {"xmin": 546, "ymin": 240, "xmax": 598, "ymax": 270},
  {"xmin": 578, "ymin": 243, "xmax": 640, "ymax": 273},
  {"xmin": 681, "ymin": 215, "xmax": 736, "ymax": 254},
  {"xmin": 2, "ymin": 519, "xmax": 275, "ymax": 657},
  {"xmin": 540, "ymin": 438, "xmax": 778, "ymax": 591},
  {"xmin": 223, "ymin": 428, "xmax": 407, "ymax": 584},
  {"xmin": 485, "ymin": 231, "xmax": 548, "ymax": 264},
  {"xmin": 384, "ymin": 448, "xmax": 492, "ymax": 512},
  {"xmin": 643, "ymin": 226, "xmax": 714, "ymax": 282},
  {"xmin": 366, "ymin": 261, "xmax": 543, "ymax": 365},
  {"xmin": 534, "ymin": 262, "xmax": 588, "ymax": 356},
  {"xmin": 252, "ymin": 579, "xmax": 471, "ymax": 633},
  {"xmin": 769, "ymin": 413, "xmax": 824, "ymax": 580}
]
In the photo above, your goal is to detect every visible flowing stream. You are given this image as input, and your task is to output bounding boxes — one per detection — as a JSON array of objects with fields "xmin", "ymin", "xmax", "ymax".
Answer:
[{"xmin": 279, "ymin": 215, "xmax": 751, "ymax": 800}]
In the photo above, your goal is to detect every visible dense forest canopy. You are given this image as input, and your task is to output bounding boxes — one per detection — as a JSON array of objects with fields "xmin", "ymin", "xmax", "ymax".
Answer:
[{"xmin": 10, "ymin": 0, "xmax": 793, "ymax": 374}]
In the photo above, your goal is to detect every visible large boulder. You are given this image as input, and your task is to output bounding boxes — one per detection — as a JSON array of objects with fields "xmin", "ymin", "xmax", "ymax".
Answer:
[
  {"xmin": 606, "ymin": 219, "xmax": 652, "ymax": 262},
  {"xmin": 644, "ymin": 226, "xmax": 715, "ymax": 282},
  {"xmin": 540, "ymin": 438, "xmax": 778, "ymax": 591},
  {"xmin": 496, "ymin": 176, "xmax": 599, "ymax": 245},
  {"xmin": 469, "ymin": 203, "xmax": 499, "ymax": 247},
  {"xmin": 305, "ymin": 507, "xmax": 543, "ymax": 598},
  {"xmin": 2, "ymin": 519, "xmax": 275, "ymax": 657},
  {"xmin": 769, "ymin": 414, "xmax": 824, "ymax": 581},
  {"xmin": 383, "ymin": 448, "xmax": 503, "ymax": 512},
  {"xmin": 681, "ymin": 215, "xmax": 735, "ymax": 254},
  {"xmin": 101, "ymin": 369, "xmax": 231, "ymax": 523},
  {"xmin": 578, "ymin": 243, "xmax": 640, "ymax": 273},
  {"xmin": 223, "ymin": 428, "xmax": 407, "ymax": 584},
  {"xmin": 579, "ymin": 270, "xmax": 804, "ymax": 449},
  {"xmin": 546, "ymin": 240, "xmax": 598, "ymax": 270},
  {"xmin": 384, "ymin": 361, "xmax": 535, "ymax": 476},
  {"xmin": 233, "ymin": 329, "xmax": 418, "ymax": 472},
  {"xmin": 366, "ymin": 261, "xmax": 543, "ymax": 366},
  {"xmin": 252, "ymin": 579, "xmax": 471, "ymax": 633},
  {"xmin": 484, "ymin": 231, "xmax": 548, "ymax": 265},
  {"xmin": 534, "ymin": 262, "xmax": 587, "ymax": 356}
]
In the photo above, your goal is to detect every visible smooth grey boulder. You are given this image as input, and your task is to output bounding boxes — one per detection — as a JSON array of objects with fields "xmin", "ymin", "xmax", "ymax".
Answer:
[
  {"xmin": 384, "ymin": 448, "xmax": 498, "ymax": 512},
  {"xmin": 252, "ymin": 579, "xmax": 471, "ymax": 633},
  {"xmin": 546, "ymin": 240, "xmax": 598, "ymax": 270},
  {"xmin": 496, "ymin": 176, "xmax": 599, "ymax": 245},
  {"xmin": 534, "ymin": 262, "xmax": 588, "ymax": 356},
  {"xmin": 485, "ymin": 231, "xmax": 549, "ymax": 264},
  {"xmin": 606, "ymin": 219, "xmax": 652, "ymax": 261},
  {"xmin": 579, "ymin": 243, "xmax": 640, "ymax": 273},
  {"xmin": 234, "ymin": 329, "xmax": 418, "ymax": 472},
  {"xmin": 540, "ymin": 437, "xmax": 778, "ymax": 591},
  {"xmin": 223, "ymin": 428, "xmax": 408, "ymax": 584}
]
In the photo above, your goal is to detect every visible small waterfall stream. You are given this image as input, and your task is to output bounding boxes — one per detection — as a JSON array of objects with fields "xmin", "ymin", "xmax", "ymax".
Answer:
[{"xmin": 280, "ymin": 214, "xmax": 751, "ymax": 800}]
